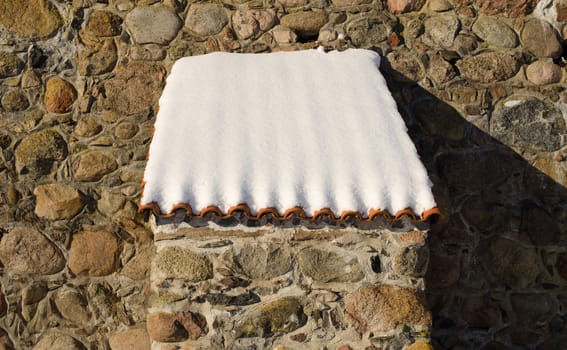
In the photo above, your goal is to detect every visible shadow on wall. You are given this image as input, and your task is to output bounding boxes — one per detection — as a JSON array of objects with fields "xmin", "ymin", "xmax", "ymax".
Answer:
[{"xmin": 381, "ymin": 64, "xmax": 567, "ymax": 349}]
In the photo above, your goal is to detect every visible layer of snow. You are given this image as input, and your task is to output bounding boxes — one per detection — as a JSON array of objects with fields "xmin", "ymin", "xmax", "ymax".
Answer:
[{"xmin": 141, "ymin": 49, "xmax": 436, "ymax": 218}]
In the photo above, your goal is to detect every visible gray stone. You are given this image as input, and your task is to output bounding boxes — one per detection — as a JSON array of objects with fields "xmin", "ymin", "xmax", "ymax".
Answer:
[
  {"xmin": 32, "ymin": 334, "xmax": 85, "ymax": 350},
  {"xmin": 236, "ymin": 297, "xmax": 306, "ymax": 337},
  {"xmin": 298, "ymin": 248, "xmax": 364, "ymax": 282},
  {"xmin": 280, "ymin": 11, "xmax": 328, "ymax": 38},
  {"xmin": 526, "ymin": 60, "xmax": 562, "ymax": 85},
  {"xmin": 114, "ymin": 121, "xmax": 139, "ymax": 139},
  {"xmin": 130, "ymin": 44, "xmax": 166, "ymax": 61},
  {"xmin": 0, "ymin": 0, "xmax": 62, "ymax": 39},
  {"xmin": 386, "ymin": 0, "xmax": 426, "ymax": 13},
  {"xmin": 125, "ymin": 6, "xmax": 182, "ymax": 45},
  {"xmin": 429, "ymin": 0, "xmax": 452, "ymax": 12},
  {"xmin": 154, "ymin": 246, "xmax": 213, "ymax": 282},
  {"xmin": 1, "ymin": 90, "xmax": 29, "ymax": 112},
  {"xmin": 102, "ymin": 62, "xmax": 165, "ymax": 115},
  {"xmin": 34, "ymin": 184, "xmax": 84, "ymax": 220},
  {"xmin": 53, "ymin": 287, "xmax": 91, "ymax": 324},
  {"xmin": 472, "ymin": 16, "xmax": 517, "ymax": 48},
  {"xmin": 185, "ymin": 4, "xmax": 228, "ymax": 37},
  {"xmin": 491, "ymin": 97, "xmax": 563, "ymax": 152},
  {"xmin": 15, "ymin": 129, "xmax": 67, "ymax": 174},
  {"xmin": 0, "ymin": 227, "xmax": 65, "ymax": 275},
  {"xmin": 74, "ymin": 117, "xmax": 102, "ymax": 137},
  {"xmin": 73, "ymin": 151, "xmax": 118, "ymax": 182},
  {"xmin": 386, "ymin": 50, "xmax": 425, "ymax": 82},
  {"xmin": 223, "ymin": 243, "xmax": 292, "ymax": 280},
  {"xmin": 98, "ymin": 190, "xmax": 126, "ymax": 216},
  {"xmin": 121, "ymin": 246, "xmax": 155, "ymax": 280},
  {"xmin": 69, "ymin": 231, "xmax": 120, "ymax": 276},
  {"xmin": 347, "ymin": 17, "xmax": 389, "ymax": 47},
  {"xmin": 457, "ymin": 52, "xmax": 520, "ymax": 83},
  {"xmin": 422, "ymin": 13, "xmax": 460, "ymax": 49},
  {"xmin": 232, "ymin": 10, "xmax": 276, "ymax": 40},
  {"xmin": 521, "ymin": 19, "xmax": 563, "ymax": 59},
  {"xmin": 78, "ymin": 39, "xmax": 118, "ymax": 76},
  {"xmin": 393, "ymin": 245, "xmax": 429, "ymax": 276},
  {"xmin": 427, "ymin": 54, "xmax": 456, "ymax": 85},
  {"xmin": 0, "ymin": 52, "xmax": 24, "ymax": 78}
]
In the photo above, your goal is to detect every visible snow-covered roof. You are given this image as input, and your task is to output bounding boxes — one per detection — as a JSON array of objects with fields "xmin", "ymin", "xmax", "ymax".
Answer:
[{"xmin": 139, "ymin": 48, "xmax": 438, "ymax": 222}]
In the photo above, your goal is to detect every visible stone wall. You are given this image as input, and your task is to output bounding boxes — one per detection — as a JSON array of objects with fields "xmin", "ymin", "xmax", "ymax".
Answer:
[{"xmin": 0, "ymin": 0, "xmax": 566, "ymax": 349}]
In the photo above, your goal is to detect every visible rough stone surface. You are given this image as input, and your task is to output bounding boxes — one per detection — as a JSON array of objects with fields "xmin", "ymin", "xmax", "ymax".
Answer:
[
  {"xmin": 0, "ymin": 52, "xmax": 24, "ymax": 78},
  {"xmin": 422, "ymin": 14, "xmax": 460, "ymax": 49},
  {"xmin": 387, "ymin": 0, "xmax": 426, "ymax": 13},
  {"xmin": 280, "ymin": 11, "xmax": 328, "ymax": 38},
  {"xmin": 236, "ymin": 297, "xmax": 306, "ymax": 337},
  {"xmin": 472, "ymin": 15, "xmax": 517, "ymax": 48},
  {"xmin": 85, "ymin": 11, "xmax": 123, "ymax": 37},
  {"xmin": 345, "ymin": 285, "xmax": 431, "ymax": 333},
  {"xmin": 121, "ymin": 246, "xmax": 155, "ymax": 280},
  {"xmin": 521, "ymin": 19, "xmax": 563, "ymax": 58},
  {"xmin": 32, "ymin": 334, "xmax": 85, "ymax": 350},
  {"xmin": 69, "ymin": 231, "xmax": 120, "ymax": 276},
  {"xmin": 154, "ymin": 246, "xmax": 213, "ymax": 282},
  {"xmin": 479, "ymin": 237, "xmax": 541, "ymax": 288},
  {"xmin": 475, "ymin": 0, "xmax": 537, "ymax": 18},
  {"xmin": 1, "ymin": 90, "xmax": 29, "ymax": 112},
  {"xmin": 114, "ymin": 122, "xmax": 139, "ymax": 139},
  {"xmin": 73, "ymin": 151, "xmax": 118, "ymax": 182},
  {"xmin": 298, "ymin": 248, "xmax": 364, "ymax": 282},
  {"xmin": 44, "ymin": 77, "xmax": 77, "ymax": 114},
  {"xmin": 525, "ymin": 60, "xmax": 562, "ymax": 85},
  {"xmin": 0, "ymin": 227, "xmax": 65, "ymax": 275},
  {"xmin": 74, "ymin": 117, "xmax": 102, "ymax": 137},
  {"xmin": 393, "ymin": 245, "xmax": 429, "ymax": 276},
  {"xmin": 0, "ymin": 0, "xmax": 62, "ymax": 38},
  {"xmin": 34, "ymin": 184, "xmax": 84, "ymax": 220},
  {"xmin": 147, "ymin": 311, "xmax": 207, "ymax": 342},
  {"xmin": 224, "ymin": 243, "xmax": 292, "ymax": 280},
  {"xmin": 53, "ymin": 288, "xmax": 91, "ymax": 324},
  {"xmin": 78, "ymin": 39, "xmax": 118, "ymax": 76},
  {"xmin": 109, "ymin": 327, "xmax": 151, "ymax": 350},
  {"xmin": 232, "ymin": 10, "xmax": 276, "ymax": 40},
  {"xmin": 491, "ymin": 97, "xmax": 563, "ymax": 152},
  {"xmin": 457, "ymin": 52, "xmax": 520, "ymax": 83},
  {"xmin": 15, "ymin": 129, "xmax": 67, "ymax": 175},
  {"xmin": 125, "ymin": 6, "xmax": 182, "ymax": 45},
  {"xmin": 185, "ymin": 4, "xmax": 228, "ymax": 37},
  {"xmin": 386, "ymin": 50, "xmax": 425, "ymax": 82},
  {"xmin": 102, "ymin": 62, "xmax": 165, "ymax": 115},
  {"xmin": 427, "ymin": 55, "xmax": 456, "ymax": 86}
]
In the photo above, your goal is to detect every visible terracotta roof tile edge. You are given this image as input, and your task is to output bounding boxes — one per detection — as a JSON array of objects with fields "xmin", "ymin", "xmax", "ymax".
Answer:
[{"xmin": 137, "ymin": 201, "xmax": 440, "ymax": 223}]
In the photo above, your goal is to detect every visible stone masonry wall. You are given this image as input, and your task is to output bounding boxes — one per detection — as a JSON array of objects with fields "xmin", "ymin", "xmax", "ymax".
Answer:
[{"xmin": 0, "ymin": 0, "xmax": 566, "ymax": 349}]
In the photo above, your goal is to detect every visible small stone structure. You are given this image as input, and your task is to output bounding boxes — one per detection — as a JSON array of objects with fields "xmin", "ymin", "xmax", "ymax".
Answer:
[
  {"xmin": 148, "ymin": 215, "xmax": 432, "ymax": 349},
  {"xmin": 0, "ymin": 0, "xmax": 566, "ymax": 349}
]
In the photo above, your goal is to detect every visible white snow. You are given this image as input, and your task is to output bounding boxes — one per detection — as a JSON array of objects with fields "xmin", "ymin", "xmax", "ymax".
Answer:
[{"xmin": 140, "ymin": 48, "xmax": 437, "ymax": 219}]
